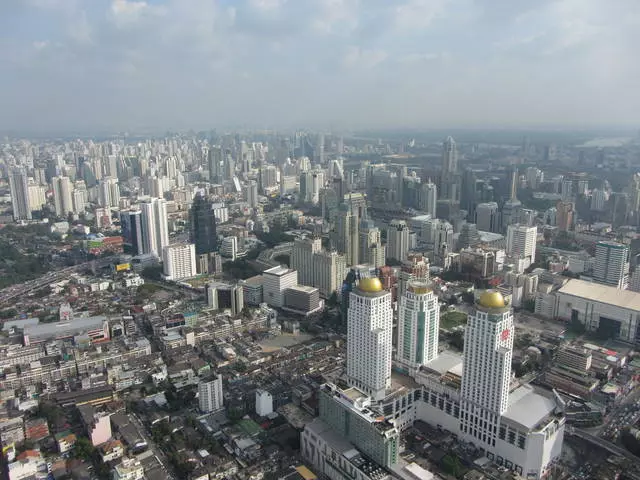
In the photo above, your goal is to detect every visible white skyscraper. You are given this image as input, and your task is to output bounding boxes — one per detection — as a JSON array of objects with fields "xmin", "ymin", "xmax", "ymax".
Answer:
[
  {"xmin": 358, "ymin": 218, "xmax": 385, "ymax": 268},
  {"xmin": 198, "ymin": 374, "xmax": 224, "ymax": 413},
  {"xmin": 162, "ymin": 243, "xmax": 197, "ymax": 280},
  {"xmin": 334, "ymin": 205, "xmax": 359, "ymax": 266},
  {"xmin": 27, "ymin": 178, "xmax": 46, "ymax": 212},
  {"xmin": 313, "ymin": 250, "xmax": 346, "ymax": 299},
  {"xmin": 506, "ymin": 224, "xmax": 537, "ymax": 272},
  {"xmin": 291, "ymin": 236, "xmax": 322, "ymax": 287},
  {"xmin": 440, "ymin": 136, "xmax": 458, "ymax": 201},
  {"xmin": 245, "ymin": 180, "xmax": 259, "ymax": 208},
  {"xmin": 590, "ymin": 189, "xmax": 608, "ymax": 211},
  {"xmin": 141, "ymin": 198, "xmax": 169, "ymax": 258},
  {"xmin": 98, "ymin": 177, "xmax": 120, "ymax": 208},
  {"xmin": 396, "ymin": 280, "xmax": 439, "ymax": 374},
  {"xmin": 9, "ymin": 168, "xmax": 31, "ymax": 221},
  {"xmin": 346, "ymin": 277, "xmax": 393, "ymax": 401},
  {"xmin": 387, "ymin": 219, "xmax": 410, "ymax": 262},
  {"xmin": 419, "ymin": 180, "xmax": 437, "ymax": 218},
  {"xmin": 52, "ymin": 176, "xmax": 73, "ymax": 217},
  {"xmin": 593, "ymin": 241, "xmax": 630, "ymax": 289},
  {"xmin": 460, "ymin": 290, "xmax": 514, "ymax": 447}
]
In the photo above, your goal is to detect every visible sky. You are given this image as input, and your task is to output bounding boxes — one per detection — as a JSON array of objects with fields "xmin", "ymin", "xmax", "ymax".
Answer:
[{"xmin": 0, "ymin": 0, "xmax": 639, "ymax": 134}]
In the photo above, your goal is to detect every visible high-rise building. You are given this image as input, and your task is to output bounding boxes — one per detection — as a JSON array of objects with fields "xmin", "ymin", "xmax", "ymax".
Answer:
[
  {"xmin": 460, "ymin": 290, "xmax": 514, "ymax": 447},
  {"xmin": 397, "ymin": 253, "xmax": 430, "ymax": 300},
  {"xmin": 501, "ymin": 168, "xmax": 522, "ymax": 232},
  {"xmin": 28, "ymin": 178, "xmax": 47, "ymax": 212},
  {"xmin": 460, "ymin": 168, "xmax": 477, "ymax": 216},
  {"xmin": 593, "ymin": 241, "xmax": 630, "ymax": 289},
  {"xmin": 387, "ymin": 219, "xmax": 410, "ymax": 262},
  {"xmin": 396, "ymin": 280, "xmax": 439, "ymax": 373},
  {"xmin": 141, "ymin": 198, "xmax": 169, "ymax": 258},
  {"xmin": 358, "ymin": 218, "xmax": 385, "ymax": 268},
  {"xmin": 475, "ymin": 202, "xmax": 500, "ymax": 232},
  {"xmin": 120, "ymin": 210, "xmax": 144, "ymax": 256},
  {"xmin": 162, "ymin": 243, "xmax": 197, "ymax": 281},
  {"xmin": 313, "ymin": 250, "xmax": 347, "ymax": 299},
  {"xmin": 208, "ymin": 146, "xmax": 223, "ymax": 183},
  {"xmin": 457, "ymin": 223, "xmax": 481, "ymax": 250},
  {"xmin": 220, "ymin": 236, "xmax": 238, "ymax": 260},
  {"xmin": 52, "ymin": 176, "xmax": 73, "ymax": 217},
  {"xmin": 440, "ymin": 136, "xmax": 458, "ymax": 201},
  {"xmin": 419, "ymin": 179, "xmax": 437, "ymax": 217},
  {"xmin": 189, "ymin": 194, "xmax": 218, "ymax": 255},
  {"xmin": 590, "ymin": 189, "xmax": 608, "ymax": 211},
  {"xmin": 9, "ymin": 168, "xmax": 31, "ymax": 221},
  {"xmin": 245, "ymin": 180, "xmax": 259, "ymax": 208},
  {"xmin": 556, "ymin": 201, "xmax": 574, "ymax": 232},
  {"xmin": 346, "ymin": 277, "xmax": 393, "ymax": 401},
  {"xmin": 263, "ymin": 265, "xmax": 298, "ymax": 308},
  {"xmin": 198, "ymin": 374, "xmax": 224, "ymax": 413},
  {"xmin": 98, "ymin": 177, "xmax": 120, "ymax": 208},
  {"xmin": 291, "ymin": 236, "xmax": 322, "ymax": 287},
  {"xmin": 506, "ymin": 224, "xmax": 538, "ymax": 272},
  {"xmin": 334, "ymin": 205, "xmax": 359, "ymax": 266}
]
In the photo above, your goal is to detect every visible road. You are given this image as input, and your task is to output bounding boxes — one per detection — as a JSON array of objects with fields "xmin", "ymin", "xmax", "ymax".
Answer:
[
  {"xmin": 129, "ymin": 412, "xmax": 176, "ymax": 480},
  {"xmin": 569, "ymin": 427, "xmax": 639, "ymax": 462},
  {"xmin": 0, "ymin": 256, "xmax": 118, "ymax": 306}
]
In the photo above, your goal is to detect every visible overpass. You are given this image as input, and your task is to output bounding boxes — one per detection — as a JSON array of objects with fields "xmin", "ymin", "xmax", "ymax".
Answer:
[{"xmin": 569, "ymin": 427, "xmax": 639, "ymax": 461}]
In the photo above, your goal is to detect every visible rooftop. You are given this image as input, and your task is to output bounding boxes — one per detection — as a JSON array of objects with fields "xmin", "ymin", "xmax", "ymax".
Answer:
[
  {"xmin": 423, "ymin": 351, "xmax": 463, "ymax": 377},
  {"xmin": 502, "ymin": 385, "xmax": 558, "ymax": 430},
  {"xmin": 558, "ymin": 279, "xmax": 640, "ymax": 311},
  {"xmin": 264, "ymin": 265, "xmax": 296, "ymax": 277}
]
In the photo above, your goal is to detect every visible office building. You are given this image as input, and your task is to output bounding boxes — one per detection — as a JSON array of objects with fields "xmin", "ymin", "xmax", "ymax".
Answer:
[
  {"xmin": 220, "ymin": 236, "xmax": 238, "ymax": 260},
  {"xmin": 630, "ymin": 268, "xmax": 640, "ymax": 293},
  {"xmin": 208, "ymin": 146, "xmax": 223, "ymax": 183},
  {"xmin": 162, "ymin": 243, "xmax": 197, "ymax": 281},
  {"xmin": 396, "ymin": 280, "xmax": 439, "ymax": 374},
  {"xmin": 230, "ymin": 284, "xmax": 244, "ymax": 316},
  {"xmin": 591, "ymin": 189, "xmax": 608, "ymax": 211},
  {"xmin": 313, "ymin": 250, "xmax": 347, "ymax": 299},
  {"xmin": 475, "ymin": 202, "xmax": 500, "ymax": 233},
  {"xmin": 358, "ymin": 218, "xmax": 385, "ymax": 268},
  {"xmin": 120, "ymin": 210, "xmax": 144, "ymax": 256},
  {"xmin": 334, "ymin": 204, "xmax": 359, "ymax": 266},
  {"xmin": 263, "ymin": 265, "xmax": 298, "ymax": 308},
  {"xmin": 419, "ymin": 180, "xmax": 437, "ymax": 217},
  {"xmin": 506, "ymin": 224, "xmax": 538, "ymax": 272},
  {"xmin": 291, "ymin": 236, "xmax": 322, "ymax": 287},
  {"xmin": 198, "ymin": 374, "xmax": 224, "ymax": 413},
  {"xmin": 387, "ymin": 219, "xmax": 410, "ymax": 263},
  {"xmin": 397, "ymin": 253, "xmax": 430, "ymax": 299},
  {"xmin": 9, "ymin": 168, "xmax": 31, "ymax": 221},
  {"xmin": 284, "ymin": 285, "xmax": 321, "ymax": 316},
  {"xmin": 189, "ymin": 193, "xmax": 218, "ymax": 255},
  {"xmin": 440, "ymin": 136, "xmax": 458, "ymax": 201},
  {"xmin": 141, "ymin": 198, "xmax": 169, "ymax": 258},
  {"xmin": 52, "ymin": 176, "xmax": 73, "ymax": 217},
  {"xmin": 593, "ymin": 241, "xmax": 629, "ymax": 289},
  {"xmin": 245, "ymin": 180, "xmax": 259, "ymax": 208},
  {"xmin": 98, "ymin": 177, "xmax": 120, "ymax": 208},
  {"xmin": 346, "ymin": 278, "xmax": 393, "ymax": 401}
]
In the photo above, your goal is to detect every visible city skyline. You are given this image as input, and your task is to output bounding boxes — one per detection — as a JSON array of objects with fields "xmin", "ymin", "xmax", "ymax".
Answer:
[{"xmin": 1, "ymin": 0, "xmax": 639, "ymax": 134}]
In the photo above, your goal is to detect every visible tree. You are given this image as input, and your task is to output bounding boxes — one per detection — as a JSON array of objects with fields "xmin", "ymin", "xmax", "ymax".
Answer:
[
  {"xmin": 73, "ymin": 437, "xmax": 95, "ymax": 460},
  {"xmin": 327, "ymin": 292, "xmax": 339, "ymax": 308},
  {"xmin": 441, "ymin": 454, "xmax": 463, "ymax": 477},
  {"xmin": 141, "ymin": 265, "xmax": 163, "ymax": 281}
]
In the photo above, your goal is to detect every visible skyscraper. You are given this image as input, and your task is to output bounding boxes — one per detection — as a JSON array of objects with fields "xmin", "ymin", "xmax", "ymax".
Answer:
[
  {"xmin": 9, "ymin": 168, "xmax": 31, "ymax": 221},
  {"xmin": 396, "ymin": 280, "xmax": 439, "ymax": 373},
  {"xmin": 245, "ymin": 180, "xmax": 258, "ymax": 208},
  {"xmin": 358, "ymin": 218, "xmax": 385, "ymax": 268},
  {"xmin": 120, "ymin": 210, "xmax": 144, "ymax": 255},
  {"xmin": 419, "ymin": 180, "xmax": 437, "ymax": 218},
  {"xmin": 460, "ymin": 168, "xmax": 477, "ymax": 216},
  {"xmin": 141, "ymin": 198, "xmax": 169, "ymax": 258},
  {"xmin": 460, "ymin": 290, "xmax": 514, "ymax": 447},
  {"xmin": 312, "ymin": 250, "xmax": 347, "ymax": 299},
  {"xmin": 397, "ymin": 253, "xmax": 430, "ymax": 300},
  {"xmin": 291, "ymin": 236, "xmax": 322, "ymax": 287},
  {"xmin": 506, "ymin": 224, "xmax": 538, "ymax": 272},
  {"xmin": 593, "ymin": 241, "xmax": 630, "ymax": 289},
  {"xmin": 440, "ymin": 136, "xmax": 458, "ymax": 201},
  {"xmin": 387, "ymin": 219, "xmax": 410, "ymax": 262},
  {"xmin": 500, "ymin": 167, "xmax": 522, "ymax": 232},
  {"xmin": 475, "ymin": 202, "xmax": 500, "ymax": 232},
  {"xmin": 208, "ymin": 146, "xmax": 223, "ymax": 183},
  {"xmin": 347, "ymin": 277, "xmax": 393, "ymax": 401},
  {"xmin": 334, "ymin": 204, "xmax": 359, "ymax": 266},
  {"xmin": 162, "ymin": 243, "xmax": 197, "ymax": 281},
  {"xmin": 52, "ymin": 176, "xmax": 73, "ymax": 217},
  {"xmin": 556, "ymin": 201, "xmax": 574, "ymax": 232},
  {"xmin": 189, "ymin": 194, "xmax": 218, "ymax": 255}
]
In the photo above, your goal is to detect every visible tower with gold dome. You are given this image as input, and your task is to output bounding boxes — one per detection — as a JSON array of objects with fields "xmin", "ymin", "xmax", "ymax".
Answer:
[
  {"xmin": 346, "ymin": 276, "xmax": 393, "ymax": 401},
  {"xmin": 460, "ymin": 290, "xmax": 514, "ymax": 448}
]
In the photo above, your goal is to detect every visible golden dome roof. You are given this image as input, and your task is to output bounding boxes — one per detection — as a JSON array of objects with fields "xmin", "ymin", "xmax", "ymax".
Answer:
[
  {"xmin": 478, "ymin": 290, "xmax": 506, "ymax": 309},
  {"xmin": 358, "ymin": 277, "xmax": 384, "ymax": 293}
]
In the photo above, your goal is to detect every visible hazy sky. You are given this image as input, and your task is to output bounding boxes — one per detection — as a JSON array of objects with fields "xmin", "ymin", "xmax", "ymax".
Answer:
[{"xmin": 1, "ymin": 0, "xmax": 639, "ymax": 133}]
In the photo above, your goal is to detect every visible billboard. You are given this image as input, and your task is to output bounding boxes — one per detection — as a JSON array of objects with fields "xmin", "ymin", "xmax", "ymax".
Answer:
[{"xmin": 115, "ymin": 263, "xmax": 131, "ymax": 272}]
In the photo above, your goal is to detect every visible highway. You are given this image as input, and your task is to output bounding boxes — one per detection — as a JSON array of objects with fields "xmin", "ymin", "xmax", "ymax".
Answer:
[
  {"xmin": 569, "ymin": 427, "xmax": 639, "ymax": 462},
  {"xmin": 0, "ymin": 257, "xmax": 117, "ymax": 306}
]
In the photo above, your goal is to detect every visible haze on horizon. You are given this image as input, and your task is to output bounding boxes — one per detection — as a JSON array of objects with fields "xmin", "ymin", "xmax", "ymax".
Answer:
[{"xmin": 0, "ymin": 0, "xmax": 638, "ymax": 134}]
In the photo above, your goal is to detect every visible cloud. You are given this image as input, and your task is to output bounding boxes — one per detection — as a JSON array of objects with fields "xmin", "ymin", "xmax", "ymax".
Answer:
[
  {"xmin": 342, "ymin": 46, "xmax": 388, "ymax": 69},
  {"xmin": 0, "ymin": 0, "xmax": 638, "ymax": 132}
]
